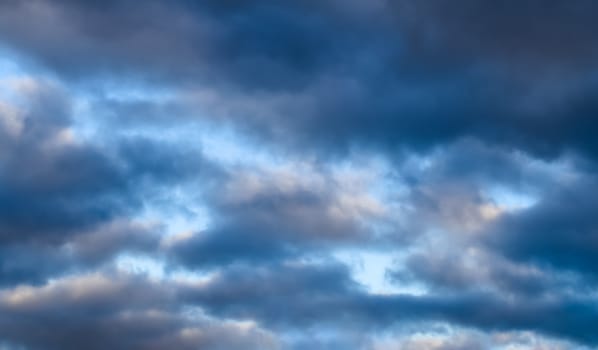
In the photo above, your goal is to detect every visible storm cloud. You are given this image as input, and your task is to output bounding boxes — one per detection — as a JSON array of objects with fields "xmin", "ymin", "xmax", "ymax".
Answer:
[{"xmin": 0, "ymin": 1, "xmax": 598, "ymax": 349}]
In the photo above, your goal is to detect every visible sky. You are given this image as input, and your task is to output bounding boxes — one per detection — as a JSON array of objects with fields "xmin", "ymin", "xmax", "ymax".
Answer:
[{"xmin": 1, "ymin": 1, "xmax": 598, "ymax": 349}]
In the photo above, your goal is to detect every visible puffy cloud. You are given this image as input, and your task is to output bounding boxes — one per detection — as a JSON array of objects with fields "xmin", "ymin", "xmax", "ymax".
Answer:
[
  {"xmin": 4, "ymin": 0, "xmax": 598, "ymax": 159},
  {"xmin": 1, "ymin": 1, "xmax": 598, "ymax": 349},
  {"xmin": 168, "ymin": 161, "xmax": 401, "ymax": 268},
  {"xmin": 487, "ymin": 175, "xmax": 598, "ymax": 279},
  {"xmin": 0, "ymin": 76, "xmax": 207, "ymax": 286},
  {"xmin": 0, "ymin": 272, "xmax": 280, "ymax": 350}
]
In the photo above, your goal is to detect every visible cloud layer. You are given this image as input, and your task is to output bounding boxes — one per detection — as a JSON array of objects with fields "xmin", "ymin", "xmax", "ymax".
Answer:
[{"xmin": 1, "ymin": 1, "xmax": 598, "ymax": 349}]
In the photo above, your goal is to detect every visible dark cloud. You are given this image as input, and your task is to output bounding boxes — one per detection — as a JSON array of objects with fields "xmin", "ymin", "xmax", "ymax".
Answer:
[
  {"xmin": 0, "ymin": 79, "xmax": 207, "ymax": 285},
  {"xmin": 392, "ymin": 252, "xmax": 546, "ymax": 296},
  {"xmin": 168, "ymin": 163, "xmax": 400, "ymax": 268},
  {"xmin": 0, "ymin": 0, "xmax": 366, "ymax": 90},
  {"xmin": 0, "ymin": 272, "xmax": 280, "ymax": 350},
  {"xmin": 487, "ymin": 176, "xmax": 598, "ymax": 279},
  {"xmin": 3, "ymin": 0, "xmax": 598, "ymax": 160},
  {"xmin": 0, "ymin": 220, "xmax": 160, "ymax": 286},
  {"xmin": 0, "ymin": 80, "xmax": 126, "ymax": 242},
  {"xmin": 181, "ymin": 261, "xmax": 598, "ymax": 346},
  {"xmin": 180, "ymin": 262, "xmax": 362, "ymax": 327},
  {"xmin": 1, "ymin": 1, "xmax": 598, "ymax": 349},
  {"xmin": 393, "ymin": 0, "xmax": 598, "ymax": 72}
]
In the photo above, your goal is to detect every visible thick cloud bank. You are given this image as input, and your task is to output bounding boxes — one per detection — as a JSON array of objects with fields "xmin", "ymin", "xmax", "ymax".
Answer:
[{"xmin": 1, "ymin": 1, "xmax": 598, "ymax": 349}]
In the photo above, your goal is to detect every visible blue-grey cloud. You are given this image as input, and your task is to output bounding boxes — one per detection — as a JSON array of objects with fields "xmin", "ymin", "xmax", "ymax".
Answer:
[{"xmin": 1, "ymin": 1, "xmax": 598, "ymax": 349}]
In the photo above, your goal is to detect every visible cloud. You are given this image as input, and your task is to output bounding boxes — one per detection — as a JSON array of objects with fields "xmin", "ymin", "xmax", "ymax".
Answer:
[
  {"xmin": 0, "ymin": 272, "xmax": 280, "ymax": 350},
  {"xmin": 180, "ymin": 259, "xmax": 598, "ymax": 345},
  {"xmin": 0, "ymin": 220, "xmax": 161, "ymax": 286},
  {"xmin": 1, "ymin": 1, "xmax": 598, "ymax": 349},
  {"xmin": 168, "ymin": 161, "xmax": 400, "ymax": 268},
  {"xmin": 486, "ymin": 175, "xmax": 598, "ymax": 279},
  {"xmin": 3, "ymin": 0, "xmax": 598, "ymax": 160},
  {"xmin": 0, "ymin": 76, "xmax": 207, "ymax": 286}
]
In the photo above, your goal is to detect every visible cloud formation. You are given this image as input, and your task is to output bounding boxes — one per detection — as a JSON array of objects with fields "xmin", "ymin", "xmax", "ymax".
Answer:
[{"xmin": 0, "ymin": 1, "xmax": 597, "ymax": 349}]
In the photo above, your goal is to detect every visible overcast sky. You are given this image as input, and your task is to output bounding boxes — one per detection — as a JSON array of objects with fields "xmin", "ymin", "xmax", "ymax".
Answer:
[{"xmin": 1, "ymin": 1, "xmax": 598, "ymax": 349}]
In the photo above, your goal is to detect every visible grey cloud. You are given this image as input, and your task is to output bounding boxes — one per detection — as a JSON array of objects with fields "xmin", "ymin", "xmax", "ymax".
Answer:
[
  {"xmin": 168, "ymin": 163, "xmax": 399, "ymax": 268},
  {"xmin": 181, "ymin": 260, "xmax": 598, "ymax": 346},
  {"xmin": 2, "ymin": 1, "xmax": 598, "ymax": 349},
  {"xmin": 0, "ymin": 78, "xmax": 208, "ymax": 285},
  {"xmin": 486, "ymin": 176, "xmax": 598, "ymax": 279},
  {"xmin": 0, "ymin": 220, "xmax": 160, "ymax": 286},
  {"xmin": 0, "ymin": 272, "xmax": 280, "ymax": 350},
  {"xmin": 5, "ymin": 1, "xmax": 598, "ymax": 159}
]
